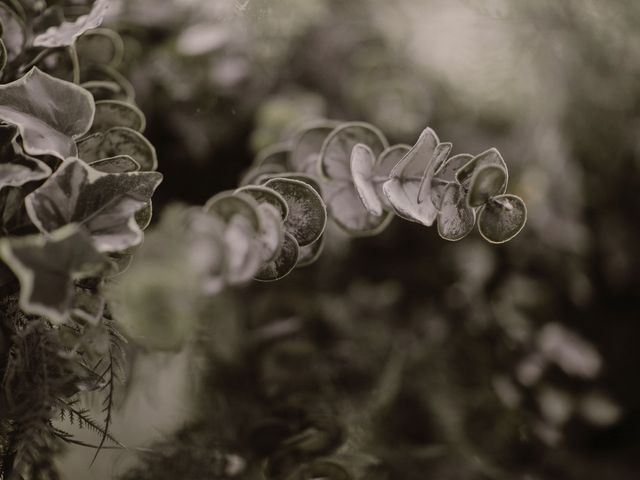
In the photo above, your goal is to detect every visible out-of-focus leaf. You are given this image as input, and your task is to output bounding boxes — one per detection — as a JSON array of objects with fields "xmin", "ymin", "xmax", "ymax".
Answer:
[
  {"xmin": 467, "ymin": 164, "xmax": 508, "ymax": 208},
  {"xmin": 33, "ymin": 0, "xmax": 110, "ymax": 48},
  {"xmin": 0, "ymin": 3, "xmax": 25, "ymax": 61},
  {"xmin": 204, "ymin": 191, "xmax": 261, "ymax": 233},
  {"xmin": 90, "ymin": 100, "xmax": 146, "ymax": 133},
  {"xmin": 88, "ymin": 155, "xmax": 141, "ymax": 173},
  {"xmin": 223, "ymin": 213, "xmax": 263, "ymax": 284},
  {"xmin": 478, "ymin": 194, "xmax": 527, "ymax": 244},
  {"xmin": 0, "ymin": 68, "xmax": 95, "ymax": 159},
  {"xmin": 0, "ymin": 125, "xmax": 51, "ymax": 192},
  {"xmin": 82, "ymin": 64, "xmax": 135, "ymax": 101},
  {"xmin": 437, "ymin": 183, "xmax": 476, "ymax": 241},
  {"xmin": 0, "ymin": 224, "xmax": 106, "ymax": 324},
  {"xmin": 76, "ymin": 28, "xmax": 124, "ymax": 68},
  {"xmin": 290, "ymin": 121, "xmax": 339, "ymax": 175},
  {"xmin": 81, "ymin": 80, "xmax": 127, "ymax": 101},
  {"xmin": 235, "ymin": 185, "xmax": 289, "ymax": 220},
  {"xmin": 382, "ymin": 128, "xmax": 450, "ymax": 226},
  {"xmin": 264, "ymin": 177, "xmax": 326, "ymax": 247},
  {"xmin": 255, "ymin": 203, "xmax": 285, "ymax": 263},
  {"xmin": 456, "ymin": 148, "xmax": 508, "ymax": 186},
  {"xmin": 296, "ymin": 234, "xmax": 324, "ymax": 268},
  {"xmin": 350, "ymin": 143, "xmax": 383, "ymax": 216},
  {"xmin": 254, "ymin": 142, "xmax": 291, "ymax": 169},
  {"xmin": 254, "ymin": 232, "xmax": 299, "ymax": 282},
  {"xmin": 77, "ymin": 127, "xmax": 157, "ymax": 170},
  {"xmin": 71, "ymin": 287, "xmax": 105, "ymax": 325},
  {"xmin": 375, "ymin": 144, "xmax": 410, "ymax": 210},
  {"xmin": 240, "ymin": 163, "xmax": 287, "ymax": 186},
  {"xmin": 320, "ymin": 122, "xmax": 388, "ymax": 180},
  {"xmin": 25, "ymin": 158, "xmax": 162, "ymax": 252}
]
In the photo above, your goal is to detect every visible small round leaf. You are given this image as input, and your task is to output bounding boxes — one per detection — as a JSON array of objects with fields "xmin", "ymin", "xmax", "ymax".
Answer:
[
  {"xmin": 477, "ymin": 194, "xmax": 527, "ymax": 244},
  {"xmin": 235, "ymin": 185, "xmax": 289, "ymax": 220}
]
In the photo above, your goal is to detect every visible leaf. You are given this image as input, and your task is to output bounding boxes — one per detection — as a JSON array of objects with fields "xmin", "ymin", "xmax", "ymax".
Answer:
[
  {"xmin": 382, "ymin": 128, "xmax": 451, "ymax": 226},
  {"xmin": 239, "ymin": 163, "xmax": 287, "ymax": 186},
  {"xmin": 320, "ymin": 122, "xmax": 388, "ymax": 181},
  {"xmin": 76, "ymin": 28, "xmax": 124, "ymax": 68},
  {"xmin": 33, "ymin": 0, "xmax": 110, "ymax": 48},
  {"xmin": 234, "ymin": 185, "xmax": 289, "ymax": 220},
  {"xmin": 77, "ymin": 127, "xmax": 157, "ymax": 170},
  {"xmin": 25, "ymin": 158, "xmax": 162, "ymax": 252},
  {"xmin": 467, "ymin": 164, "xmax": 508, "ymax": 208},
  {"xmin": 350, "ymin": 143, "xmax": 383, "ymax": 216},
  {"xmin": 264, "ymin": 173, "xmax": 322, "ymax": 196},
  {"xmin": 0, "ymin": 68, "xmax": 95, "ymax": 159},
  {"xmin": 81, "ymin": 80, "xmax": 127, "ymax": 101},
  {"xmin": 90, "ymin": 100, "xmax": 146, "ymax": 133},
  {"xmin": 477, "ymin": 194, "xmax": 527, "ymax": 244},
  {"xmin": 223, "ymin": 213, "xmax": 263, "ymax": 284},
  {"xmin": 431, "ymin": 153, "xmax": 473, "ymax": 209},
  {"xmin": 204, "ymin": 191, "xmax": 261, "ymax": 233},
  {"xmin": 254, "ymin": 232, "xmax": 299, "ymax": 282},
  {"xmin": 0, "ymin": 3, "xmax": 25, "ymax": 61},
  {"xmin": 81, "ymin": 64, "xmax": 135, "ymax": 102},
  {"xmin": 290, "ymin": 121, "xmax": 339, "ymax": 175},
  {"xmin": 254, "ymin": 143, "xmax": 291, "ymax": 169},
  {"xmin": 0, "ymin": 224, "xmax": 106, "ymax": 324},
  {"xmin": 296, "ymin": 234, "xmax": 324, "ymax": 268},
  {"xmin": 375, "ymin": 144, "xmax": 410, "ymax": 210},
  {"xmin": 323, "ymin": 179, "xmax": 393, "ymax": 236},
  {"xmin": 255, "ymin": 203, "xmax": 285, "ymax": 263},
  {"xmin": 437, "ymin": 183, "xmax": 476, "ymax": 241},
  {"xmin": 0, "ymin": 39, "xmax": 6, "ymax": 75},
  {"xmin": 88, "ymin": 155, "xmax": 141, "ymax": 173},
  {"xmin": 0, "ymin": 125, "xmax": 52, "ymax": 192},
  {"xmin": 456, "ymin": 148, "xmax": 508, "ymax": 186},
  {"xmin": 264, "ymin": 177, "xmax": 326, "ymax": 247}
]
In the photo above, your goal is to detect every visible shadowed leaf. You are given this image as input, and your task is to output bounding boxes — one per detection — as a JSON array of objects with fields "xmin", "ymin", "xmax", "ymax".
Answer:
[{"xmin": 33, "ymin": 0, "xmax": 110, "ymax": 48}]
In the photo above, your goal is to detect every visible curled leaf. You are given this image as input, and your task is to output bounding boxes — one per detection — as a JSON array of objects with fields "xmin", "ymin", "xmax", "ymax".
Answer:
[
  {"xmin": 33, "ymin": 0, "xmax": 110, "ymax": 48},
  {"xmin": 0, "ymin": 224, "xmax": 106, "ymax": 324},
  {"xmin": 437, "ymin": 183, "xmax": 476, "ymax": 241},
  {"xmin": 456, "ymin": 148, "xmax": 508, "ymax": 187},
  {"xmin": 254, "ymin": 232, "xmax": 299, "ymax": 282},
  {"xmin": 0, "ymin": 68, "xmax": 95, "ymax": 159},
  {"xmin": 264, "ymin": 177, "xmax": 327, "ymax": 247},
  {"xmin": 431, "ymin": 153, "xmax": 473, "ymax": 209},
  {"xmin": 375, "ymin": 144, "xmax": 410, "ymax": 210},
  {"xmin": 0, "ymin": 125, "xmax": 52, "ymax": 192},
  {"xmin": 467, "ymin": 164, "xmax": 508, "ymax": 208},
  {"xmin": 478, "ymin": 194, "xmax": 527, "ymax": 244},
  {"xmin": 320, "ymin": 122, "xmax": 388, "ymax": 181},
  {"xmin": 350, "ymin": 143, "xmax": 383, "ymax": 216}
]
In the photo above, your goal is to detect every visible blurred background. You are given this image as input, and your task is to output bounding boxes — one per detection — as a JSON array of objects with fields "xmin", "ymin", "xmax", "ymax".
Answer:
[{"xmin": 58, "ymin": 0, "xmax": 640, "ymax": 478}]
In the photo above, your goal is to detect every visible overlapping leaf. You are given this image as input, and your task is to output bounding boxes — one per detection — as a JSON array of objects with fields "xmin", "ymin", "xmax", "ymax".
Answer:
[
  {"xmin": 0, "ymin": 68, "xmax": 95, "ymax": 159},
  {"xmin": 33, "ymin": 0, "xmax": 110, "ymax": 48},
  {"xmin": 77, "ymin": 127, "xmax": 157, "ymax": 170},
  {"xmin": 25, "ymin": 158, "xmax": 162, "ymax": 252},
  {"xmin": 0, "ymin": 125, "xmax": 51, "ymax": 192}
]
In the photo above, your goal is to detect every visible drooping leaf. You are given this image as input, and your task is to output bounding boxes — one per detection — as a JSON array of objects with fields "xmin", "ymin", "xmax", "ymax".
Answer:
[
  {"xmin": 375, "ymin": 144, "xmax": 410, "ymax": 210},
  {"xmin": 0, "ymin": 224, "xmax": 106, "ymax": 323},
  {"xmin": 90, "ymin": 100, "xmax": 146, "ymax": 133},
  {"xmin": 204, "ymin": 191, "xmax": 261, "ymax": 233},
  {"xmin": 234, "ymin": 185, "xmax": 289, "ymax": 220},
  {"xmin": 350, "ymin": 143, "xmax": 383, "ymax": 216},
  {"xmin": 290, "ymin": 121, "xmax": 339, "ymax": 175},
  {"xmin": 437, "ymin": 183, "xmax": 476, "ymax": 241},
  {"xmin": 77, "ymin": 127, "xmax": 157, "ymax": 170},
  {"xmin": 296, "ymin": 234, "xmax": 324, "ymax": 268},
  {"xmin": 25, "ymin": 158, "xmax": 162, "ymax": 252},
  {"xmin": 254, "ymin": 232, "xmax": 299, "ymax": 282},
  {"xmin": 320, "ymin": 122, "xmax": 388, "ymax": 181},
  {"xmin": 467, "ymin": 164, "xmax": 508, "ymax": 208},
  {"xmin": 456, "ymin": 148, "xmax": 508, "ymax": 187},
  {"xmin": 264, "ymin": 177, "xmax": 326, "ymax": 247},
  {"xmin": 33, "ymin": 0, "xmax": 110, "ymax": 48},
  {"xmin": 0, "ymin": 125, "xmax": 52, "ymax": 192},
  {"xmin": 0, "ymin": 68, "xmax": 95, "ymax": 159},
  {"xmin": 76, "ymin": 28, "xmax": 124, "ymax": 68},
  {"xmin": 382, "ymin": 128, "xmax": 450, "ymax": 226},
  {"xmin": 477, "ymin": 194, "xmax": 527, "ymax": 244},
  {"xmin": 88, "ymin": 155, "xmax": 140, "ymax": 173},
  {"xmin": 0, "ymin": 3, "xmax": 25, "ymax": 61},
  {"xmin": 255, "ymin": 203, "xmax": 285, "ymax": 263}
]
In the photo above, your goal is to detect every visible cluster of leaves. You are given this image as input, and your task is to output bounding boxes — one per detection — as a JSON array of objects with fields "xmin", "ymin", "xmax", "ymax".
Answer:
[{"xmin": 0, "ymin": 0, "xmax": 160, "ymax": 477}]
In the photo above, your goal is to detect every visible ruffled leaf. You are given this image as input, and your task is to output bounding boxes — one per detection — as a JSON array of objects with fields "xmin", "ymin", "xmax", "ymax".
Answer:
[
  {"xmin": 33, "ymin": 0, "xmax": 110, "ymax": 48},
  {"xmin": 25, "ymin": 158, "xmax": 162, "ymax": 252},
  {"xmin": 0, "ymin": 68, "xmax": 95, "ymax": 159},
  {"xmin": 0, "ymin": 224, "xmax": 106, "ymax": 324},
  {"xmin": 0, "ymin": 125, "xmax": 51, "ymax": 192}
]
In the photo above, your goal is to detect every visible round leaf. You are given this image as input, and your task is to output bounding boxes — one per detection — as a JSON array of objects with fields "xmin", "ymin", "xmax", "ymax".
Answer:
[
  {"xmin": 235, "ymin": 185, "xmax": 289, "ymax": 220},
  {"xmin": 254, "ymin": 232, "xmax": 299, "ymax": 282},
  {"xmin": 264, "ymin": 178, "xmax": 327, "ymax": 247},
  {"xmin": 77, "ymin": 127, "xmax": 157, "ymax": 170},
  {"xmin": 204, "ymin": 191, "xmax": 261, "ymax": 233},
  {"xmin": 290, "ymin": 120, "xmax": 339, "ymax": 175},
  {"xmin": 255, "ymin": 203, "xmax": 285, "ymax": 263},
  {"xmin": 91, "ymin": 100, "xmax": 146, "ymax": 133},
  {"xmin": 296, "ymin": 235, "xmax": 324, "ymax": 268},
  {"xmin": 320, "ymin": 122, "xmax": 388, "ymax": 181},
  {"xmin": 254, "ymin": 142, "xmax": 291, "ymax": 169},
  {"xmin": 76, "ymin": 28, "xmax": 124, "ymax": 68},
  {"xmin": 478, "ymin": 194, "xmax": 527, "ymax": 244},
  {"xmin": 437, "ymin": 183, "xmax": 476, "ymax": 241},
  {"xmin": 467, "ymin": 164, "xmax": 508, "ymax": 208}
]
